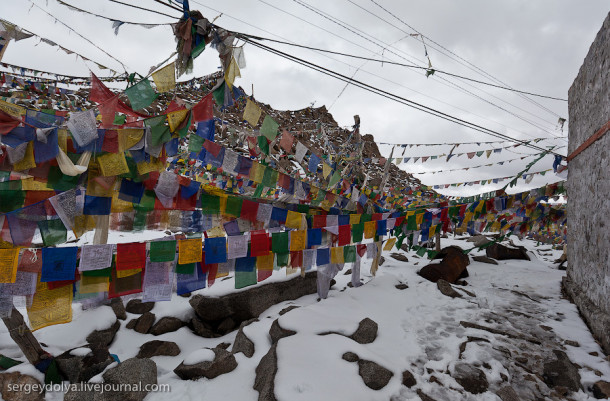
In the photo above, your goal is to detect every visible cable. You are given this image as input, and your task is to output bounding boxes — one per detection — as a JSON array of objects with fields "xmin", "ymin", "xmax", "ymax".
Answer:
[
  {"xmin": 292, "ymin": 0, "xmax": 565, "ymax": 140},
  {"xmin": 244, "ymin": 35, "xmax": 567, "ymax": 101},
  {"xmin": 26, "ymin": 0, "xmax": 130, "ymax": 73},
  {"xmin": 56, "ymin": 0, "xmax": 175, "ymax": 25},
  {"xmin": 106, "ymin": 0, "xmax": 179, "ymax": 19},
  {"xmin": 366, "ymin": 0, "xmax": 564, "ymax": 120},
  {"xmin": 242, "ymin": 37, "xmax": 566, "ymax": 157}
]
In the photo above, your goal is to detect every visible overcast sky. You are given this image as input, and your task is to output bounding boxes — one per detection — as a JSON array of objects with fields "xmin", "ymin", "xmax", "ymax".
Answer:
[{"xmin": 2, "ymin": 0, "xmax": 608, "ymax": 197}]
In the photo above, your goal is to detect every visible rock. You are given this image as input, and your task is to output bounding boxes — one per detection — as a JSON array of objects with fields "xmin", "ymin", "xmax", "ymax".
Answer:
[
  {"xmin": 342, "ymin": 352, "xmax": 359, "ymax": 362},
  {"xmin": 64, "ymin": 390, "xmax": 94, "ymax": 401},
  {"xmin": 452, "ymin": 363, "xmax": 489, "ymax": 394},
  {"xmin": 357, "ymin": 359, "xmax": 393, "ymax": 390},
  {"xmin": 269, "ymin": 319, "xmax": 296, "ymax": 344},
  {"xmin": 55, "ymin": 345, "xmax": 114, "ymax": 383},
  {"xmin": 486, "ymin": 243, "xmax": 530, "ymax": 261},
  {"xmin": 232, "ymin": 319, "xmax": 258, "ymax": 358},
  {"xmin": 134, "ymin": 312, "xmax": 155, "ymax": 334},
  {"xmin": 217, "ymin": 317, "xmax": 236, "ymax": 334},
  {"xmin": 254, "ymin": 343, "xmax": 278, "ymax": 401},
  {"xmin": 149, "ymin": 317, "xmax": 183, "ymax": 336},
  {"xmin": 126, "ymin": 319, "xmax": 137, "ymax": 330},
  {"xmin": 110, "ymin": 298, "xmax": 127, "ymax": 320},
  {"xmin": 190, "ymin": 316, "xmax": 217, "ymax": 338},
  {"xmin": 278, "ymin": 305, "xmax": 300, "ymax": 316},
  {"xmin": 390, "ymin": 253, "xmax": 409, "ymax": 262},
  {"xmin": 378, "ymin": 256, "xmax": 385, "ymax": 266},
  {"xmin": 564, "ymin": 340, "xmax": 580, "ymax": 347},
  {"xmin": 592, "ymin": 380, "xmax": 610, "ymax": 399},
  {"xmin": 178, "ymin": 292, "xmax": 191, "ymax": 298},
  {"xmin": 0, "ymin": 372, "xmax": 44, "ymax": 401},
  {"xmin": 402, "ymin": 370, "xmax": 416, "ymax": 388},
  {"xmin": 395, "ymin": 283, "xmax": 408, "ymax": 290},
  {"xmin": 102, "ymin": 357, "xmax": 157, "ymax": 401},
  {"xmin": 349, "ymin": 318, "xmax": 378, "ymax": 344},
  {"xmin": 496, "ymin": 386, "xmax": 520, "ymax": 401},
  {"xmin": 400, "ymin": 244, "xmax": 410, "ymax": 252},
  {"xmin": 418, "ymin": 246, "xmax": 470, "ymax": 283},
  {"xmin": 125, "ymin": 299, "xmax": 155, "ymax": 314},
  {"xmin": 543, "ymin": 350, "xmax": 582, "ymax": 392},
  {"xmin": 343, "ymin": 269, "xmax": 352, "ymax": 275},
  {"xmin": 136, "ymin": 340, "xmax": 180, "ymax": 358},
  {"xmin": 416, "ymin": 389, "xmax": 438, "ymax": 401},
  {"xmin": 466, "ymin": 235, "xmax": 491, "ymax": 247},
  {"xmin": 472, "ymin": 255, "xmax": 498, "ymax": 265},
  {"xmin": 436, "ymin": 279, "xmax": 462, "ymax": 298},
  {"xmin": 86, "ymin": 320, "xmax": 120, "ymax": 347},
  {"xmin": 189, "ymin": 271, "xmax": 318, "ymax": 325},
  {"xmin": 174, "ymin": 348, "xmax": 237, "ymax": 380}
]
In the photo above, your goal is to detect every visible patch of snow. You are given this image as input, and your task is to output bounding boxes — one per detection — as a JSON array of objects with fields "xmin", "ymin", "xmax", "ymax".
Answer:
[{"xmin": 182, "ymin": 349, "xmax": 216, "ymax": 365}]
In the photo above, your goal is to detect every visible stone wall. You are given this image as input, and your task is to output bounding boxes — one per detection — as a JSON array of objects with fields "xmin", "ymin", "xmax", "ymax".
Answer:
[{"xmin": 565, "ymin": 12, "xmax": 610, "ymax": 354}]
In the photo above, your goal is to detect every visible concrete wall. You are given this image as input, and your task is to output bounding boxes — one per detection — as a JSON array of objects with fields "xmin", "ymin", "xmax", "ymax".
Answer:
[{"xmin": 564, "ymin": 12, "xmax": 610, "ymax": 354}]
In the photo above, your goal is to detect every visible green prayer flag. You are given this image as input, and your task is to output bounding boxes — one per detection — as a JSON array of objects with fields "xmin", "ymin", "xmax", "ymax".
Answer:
[
  {"xmin": 191, "ymin": 41, "xmax": 206, "ymax": 59},
  {"xmin": 133, "ymin": 209, "xmax": 147, "ymax": 231},
  {"xmin": 212, "ymin": 82, "xmax": 225, "ymax": 106},
  {"xmin": 135, "ymin": 190, "xmax": 156, "ymax": 212},
  {"xmin": 150, "ymin": 124, "xmax": 171, "ymax": 146},
  {"xmin": 344, "ymin": 245, "xmax": 356, "ymax": 263},
  {"xmin": 0, "ymin": 355, "xmax": 22, "ymax": 370},
  {"xmin": 261, "ymin": 167, "xmax": 278, "ymax": 188},
  {"xmin": 177, "ymin": 112, "xmax": 191, "ymax": 138},
  {"xmin": 188, "ymin": 134, "xmax": 205, "ymax": 152},
  {"xmin": 47, "ymin": 166, "xmax": 79, "ymax": 191},
  {"xmin": 328, "ymin": 171, "xmax": 341, "ymax": 188},
  {"xmin": 0, "ymin": 189, "xmax": 25, "ymax": 213},
  {"xmin": 113, "ymin": 114, "xmax": 126, "ymax": 125},
  {"xmin": 149, "ymin": 240, "xmax": 177, "ymax": 262},
  {"xmin": 360, "ymin": 214, "xmax": 372, "ymax": 223},
  {"xmin": 200, "ymin": 193, "xmax": 220, "ymax": 214},
  {"xmin": 260, "ymin": 115, "xmax": 279, "ymax": 141},
  {"xmin": 176, "ymin": 262, "xmax": 195, "ymax": 275},
  {"xmin": 38, "ymin": 219, "xmax": 67, "ymax": 247},
  {"xmin": 235, "ymin": 267, "xmax": 257, "ymax": 289},
  {"xmin": 44, "ymin": 359, "xmax": 61, "ymax": 385},
  {"xmin": 253, "ymin": 185, "xmax": 264, "ymax": 198},
  {"xmin": 258, "ymin": 135, "xmax": 269, "ymax": 155},
  {"xmin": 275, "ymin": 252, "xmax": 289, "ymax": 267},
  {"xmin": 225, "ymin": 196, "xmax": 243, "ymax": 217},
  {"xmin": 144, "ymin": 115, "xmax": 167, "ymax": 127},
  {"xmin": 352, "ymin": 223, "xmax": 364, "ymax": 243},
  {"xmin": 124, "ymin": 79, "xmax": 158, "ymax": 110},
  {"xmin": 407, "ymin": 214, "xmax": 418, "ymax": 230},
  {"xmin": 272, "ymin": 232, "xmax": 289, "ymax": 253},
  {"xmin": 416, "ymin": 246, "xmax": 427, "ymax": 257}
]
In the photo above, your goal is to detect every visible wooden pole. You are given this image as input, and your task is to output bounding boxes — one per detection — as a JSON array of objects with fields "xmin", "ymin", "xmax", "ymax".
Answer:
[
  {"xmin": 2, "ymin": 308, "xmax": 48, "ymax": 366},
  {"xmin": 435, "ymin": 231, "xmax": 441, "ymax": 252}
]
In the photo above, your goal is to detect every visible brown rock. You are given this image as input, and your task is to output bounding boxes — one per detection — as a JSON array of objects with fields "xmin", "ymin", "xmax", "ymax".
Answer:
[
  {"xmin": 149, "ymin": 317, "xmax": 183, "ymax": 336},
  {"xmin": 418, "ymin": 246, "xmax": 470, "ymax": 283},
  {"xmin": 125, "ymin": 299, "xmax": 155, "ymax": 314},
  {"xmin": 174, "ymin": 348, "xmax": 237, "ymax": 380},
  {"xmin": 436, "ymin": 279, "xmax": 462, "ymax": 298},
  {"xmin": 136, "ymin": 340, "xmax": 180, "ymax": 358},
  {"xmin": 134, "ymin": 312, "xmax": 155, "ymax": 334},
  {"xmin": 402, "ymin": 370, "xmax": 416, "ymax": 388},
  {"xmin": 269, "ymin": 319, "xmax": 296, "ymax": 344},
  {"xmin": 86, "ymin": 320, "xmax": 120, "ymax": 347},
  {"xmin": 592, "ymin": 380, "xmax": 610, "ymax": 399},
  {"xmin": 0, "ymin": 372, "xmax": 44, "ymax": 401}
]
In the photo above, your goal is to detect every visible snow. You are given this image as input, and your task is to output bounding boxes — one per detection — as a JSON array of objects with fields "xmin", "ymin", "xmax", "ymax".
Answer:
[
  {"xmin": 182, "ymin": 349, "xmax": 216, "ymax": 366},
  {"xmin": 0, "ymin": 236, "xmax": 608, "ymax": 401},
  {"xmin": 68, "ymin": 347, "xmax": 91, "ymax": 357}
]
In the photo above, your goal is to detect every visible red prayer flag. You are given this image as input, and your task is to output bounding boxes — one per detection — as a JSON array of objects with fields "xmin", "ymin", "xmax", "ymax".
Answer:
[
  {"xmin": 0, "ymin": 109, "xmax": 21, "ymax": 134},
  {"xmin": 116, "ymin": 242, "xmax": 146, "ymax": 270},
  {"xmin": 250, "ymin": 233, "xmax": 270, "ymax": 257},
  {"xmin": 192, "ymin": 94, "xmax": 214, "ymax": 122},
  {"xmin": 338, "ymin": 225, "xmax": 351, "ymax": 246},
  {"xmin": 202, "ymin": 140, "xmax": 222, "ymax": 157},
  {"xmin": 313, "ymin": 215, "xmax": 327, "ymax": 229},
  {"xmin": 240, "ymin": 199, "xmax": 259, "ymax": 223}
]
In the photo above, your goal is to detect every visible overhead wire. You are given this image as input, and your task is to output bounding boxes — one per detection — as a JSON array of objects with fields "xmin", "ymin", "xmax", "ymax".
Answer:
[
  {"xmin": 55, "ymin": 0, "xmax": 175, "ymax": 25},
  {"xmin": 366, "ymin": 0, "xmax": 564, "ymax": 120},
  {"xmin": 292, "ymin": 0, "xmax": 566, "ymax": 141}
]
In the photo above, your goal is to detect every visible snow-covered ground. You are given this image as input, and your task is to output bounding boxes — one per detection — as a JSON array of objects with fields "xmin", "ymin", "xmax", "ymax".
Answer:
[{"xmin": 1, "ymin": 236, "xmax": 608, "ymax": 400}]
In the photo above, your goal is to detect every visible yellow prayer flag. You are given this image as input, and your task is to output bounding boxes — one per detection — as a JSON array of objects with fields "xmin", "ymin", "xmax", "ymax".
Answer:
[
  {"xmin": 429, "ymin": 224, "xmax": 437, "ymax": 237},
  {"xmin": 364, "ymin": 221, "xmax": 376, "ymax": 239},
  {"xmin": 349, "ymin": 214, "xmax": 361, "ymax": 225},
  {"xmin": 22, "ymin": 178, "xmax": 51, "ymax": 191},
  {"xmin": 207, "ymin": 226, "xmax": 225, "ymax": 238},
  {"xmin": 249, "ymin": 161, "xmax": 264, "ymax": 183},
  {"xmin": 79, "ymin": 276, "xmax": 110, "ymax": 294},
  {"xmin": 137, "ymin": 158, "xmax": 164, "ymax": 175},
  {"xmin": 178, "ymin": 239, "xmax": 203, "ymax": 264},
  {"xmin": 97, "ymin": 152, "xmax": 129, "ymax": 176},
  {"xmin": 286, "ymin": 211, "xmax": 303, "ymax": 230},
  {"xmin": 383, "ymin": 237, "xmax": 397, "ymax": 251},
  {"xmin": 322, "ymin": 163, "xmax": 332, "ymax": 179},
  {"xmin": 167, "ymin": 109, "xmax": 189, "ymax": 133},
  {"xmin": 116, "ymin": 268, "xmax": 141, "ymax": 278},
  {"xmin": 111, "ymin": 192, "xmax": 133, "ymax": 213},
  {"xmin": 331, "ymin": 247, "xmax": 344, "ymax": 264},
  {"xmin": 13, "ymin": 141, "xmax": 36, "ymax": 171},
  {"xmin": 243, "ymin": 99, "xmax": 262, "ymax": 127},
  {"xmin": 416, "ymin": 213, "xmax": 424, "ymax": 226},
  {"xmin": 152, "ymin": 62, "xmax": 176, "ymax": 92},
  {"xmin": 117, "ymin": 129, "xmax": 144, "ymax": 152},
  {"xmin": 290, "ymin": 230, "xmax": 307, "ymax": 252},
  {"xmin": 257, "ymin": 253, "xmax": 274, "ymax": 271},
  {"xmin": 58, "ymin": 128, "xmax": 68, "ymax": 153},
  {"xmin": 0, "ymin": 99, "xmax": 26, "ymax": 118},
  {"xmin": 0, "ymin": 249, "xmax": 20, "ymax": 283},
  {"xmin": 73, "ymin": 215, "xmax": 96, "ymax": 238},
  {"xmin": 27, "ymin": 281, "xmax": 73, "ymax": 331},
  {"xmin": 224, "ymin": 57, "xmax": 241, "ymax": 89}
]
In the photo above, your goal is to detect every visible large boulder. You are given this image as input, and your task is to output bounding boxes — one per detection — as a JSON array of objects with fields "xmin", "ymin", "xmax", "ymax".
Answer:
[
  {"xmin": 86, "ymin": 320, "xmax": 120, "ymax": 347},
  {"xmin": 349, "ymin": 318, "xmax": 378, "ymax": 344},
  {"xmin": 189, "ymin": 316, "xmax": 218, "ymax": 338},
  {"xmin": 55, "ymin": 345, "xmax": 115, "ymax": 383},
  {"xmin": 174, "ymin": 348, "xmax": 238, "ymax": 380},
  {"xmin": 452, "ymin": 363, "xmax": 489, "ymax": 394},
  {"xmin": 189, "ymin": 271, "xmax": 318, "ymax": 329},
  {"xmin": 486, "ymin": 243, "xmax": 530, "ymax": 261},
  {"xmin": 254, "ymin": 343, "xmax": 278, "ymax": 401},
  {"xmin": 136, "ymin": 341, "xmax": 181, "ymax": 358},
  {"xmin": 542, "ymin": 350, "xmax": 582, "ymax": 392},
  {"xmin": 0, "ymin": 372, "xmax": 44, "ymax": 401},
  {"xmin": 101, "ymin": 358, "xmax": 157, "ymax": 401},
  {"xmin": 125, "ymin": 299, "xmax": 155, "ymax": 314},
  {"xmin": 418, "ymin": 246, "xmax": 470, "ymax": 283},
  {"xmin": 149, "ymin": 317, "xmax": 183, "ymax": 336}
]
